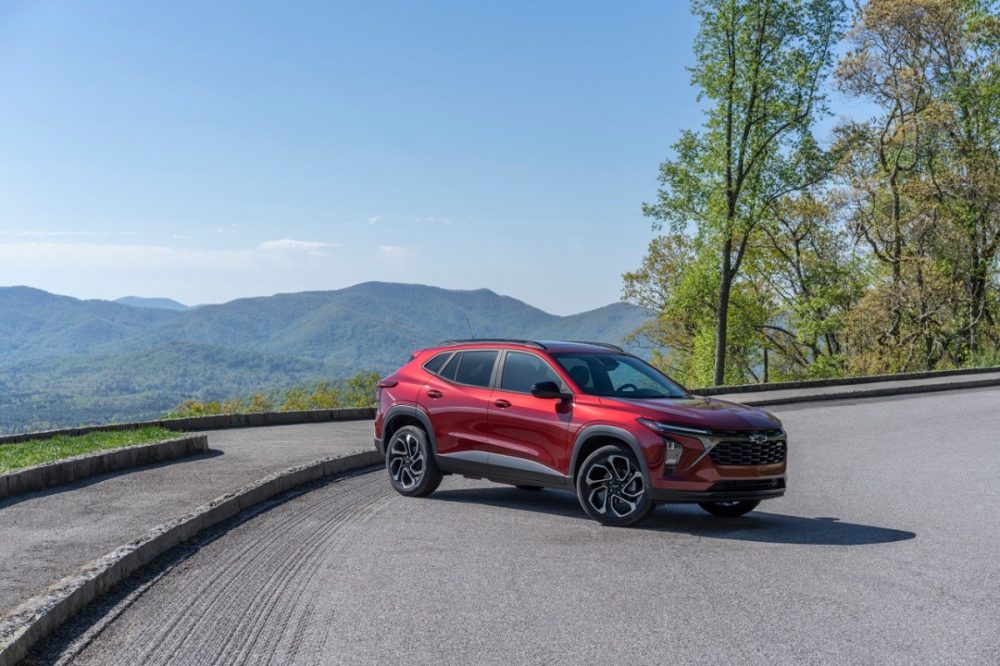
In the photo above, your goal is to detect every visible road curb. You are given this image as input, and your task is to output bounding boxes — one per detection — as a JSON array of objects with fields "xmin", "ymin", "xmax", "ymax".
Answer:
[
  {"xmin": 727, "ymin": 375, "xmax": 1000, "ymax": 406},
  {"xmin": 692, "ymin": 364, "xmax": 1000, "ymax": 396},
  {"xmin": 0, "ymin": 408, "xmax": 377, "ymax": 446},
  {"xmin": 0, "ymin": 449, "xmax": 382, "ymax": 666},
  {"xmin": 0, "ymin": 436, "xmax": 208, "ymax": 501}
]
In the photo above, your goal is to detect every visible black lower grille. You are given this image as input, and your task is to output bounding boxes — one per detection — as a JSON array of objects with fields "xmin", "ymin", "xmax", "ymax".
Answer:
[
  {"xmin": 709, "ymin": 439, "xmax": 786, "ymax": 465},
  {"xmin": 710, "ymin": 478, "xmax": 785, "ymax": 492}
]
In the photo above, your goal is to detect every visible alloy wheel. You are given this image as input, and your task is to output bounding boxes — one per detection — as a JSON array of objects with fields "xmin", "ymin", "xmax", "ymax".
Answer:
[
  {"xmin": 388, "ymin": 431, "xmax": 425, "ymax": 490},
  {"xmin": 583, "ymin": 454, "xmax": 646, "ymax": 519}
]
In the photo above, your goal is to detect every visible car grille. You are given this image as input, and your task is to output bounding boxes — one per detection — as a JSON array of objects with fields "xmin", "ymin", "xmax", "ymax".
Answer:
[{"xmin": 709, "ymin": 437, "xmax": 786, "ymax": 466}]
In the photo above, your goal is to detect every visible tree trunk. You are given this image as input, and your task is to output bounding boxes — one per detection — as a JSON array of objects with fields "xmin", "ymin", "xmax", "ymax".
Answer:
[{"xmin": 714, "ymin": 245, "xmax": 733, "ymax": 386}]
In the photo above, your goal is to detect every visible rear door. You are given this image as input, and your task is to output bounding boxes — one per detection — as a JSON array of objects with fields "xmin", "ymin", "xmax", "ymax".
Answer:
[
  {"xmin": 486, "ymin": 350, "xmax": 573, "ymax": 486},
  {"xmin": 419, "ymin": 349, "xmax": 499, "ymax": 473}
]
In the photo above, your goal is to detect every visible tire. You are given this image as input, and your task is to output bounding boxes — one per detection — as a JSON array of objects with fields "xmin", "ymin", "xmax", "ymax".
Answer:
[
  {"xmin": 385, "ymin": 425, "xmax": 442, "ymax": 497},
  {"xmin": 514, "ymin": 485, "xmax": 544, "ymax": 491},
  {"xmin": 576, "ymin": 445, "xmax": 653, "ymax": 527},
  {"xmin": 698, "ymin": 500, "xmax": 761, "ymax": 517}
]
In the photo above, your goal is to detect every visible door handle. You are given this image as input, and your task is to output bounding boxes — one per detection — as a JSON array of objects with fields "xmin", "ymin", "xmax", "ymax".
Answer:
[
  {"xmin": 426, "ymin": 389, "xmax": 443, "ymax": 399},
  {"xmin": 494, "ymin": 399, "xmax": 511, "ymax": 408}
]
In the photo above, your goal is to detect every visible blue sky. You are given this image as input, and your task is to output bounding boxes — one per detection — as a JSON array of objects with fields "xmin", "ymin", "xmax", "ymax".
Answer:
[{"xmin": 0, "ymin": 1, "xmax": 858, "ymax": 314}]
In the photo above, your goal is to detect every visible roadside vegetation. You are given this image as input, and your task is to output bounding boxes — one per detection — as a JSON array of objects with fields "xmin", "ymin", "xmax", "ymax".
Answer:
[
  {"xmin": 628, "ymin": 0, "xmax": 1000, "ymax": 386},
  {"xmin": 162, "ymin": 371, "xmax": 381, "ymax": 418},
  {"xmin": 0, "ymin": 426, "xmax": 177, "ymax": 473}
]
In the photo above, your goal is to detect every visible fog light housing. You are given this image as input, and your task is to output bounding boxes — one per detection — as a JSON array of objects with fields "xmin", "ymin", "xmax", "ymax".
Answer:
[{"xmin": 662, "ymin": 438, "xmax": 683, "ymax": 475}]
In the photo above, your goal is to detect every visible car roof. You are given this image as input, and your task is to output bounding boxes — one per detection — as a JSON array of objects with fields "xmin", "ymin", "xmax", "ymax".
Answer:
[{"xmin": 430, "ymin": 339, "xmax": 624, "ymax": 354}]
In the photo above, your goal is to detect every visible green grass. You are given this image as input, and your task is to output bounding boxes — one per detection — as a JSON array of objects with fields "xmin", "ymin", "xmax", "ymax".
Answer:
[{"xmin": 0, "ymin": 426, "xmax": 177, "ymax": 473}]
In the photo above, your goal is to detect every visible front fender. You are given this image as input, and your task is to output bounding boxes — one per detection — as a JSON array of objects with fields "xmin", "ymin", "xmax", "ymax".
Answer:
[{"xmin": 568, "ymin": 424, "xmax": 654, "ymax": 490}]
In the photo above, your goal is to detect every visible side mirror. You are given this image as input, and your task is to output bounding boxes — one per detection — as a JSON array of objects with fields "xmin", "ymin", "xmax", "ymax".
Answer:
[{"xmin": 530, "ymin": 381, "xmax": 571, "ymax": 400}]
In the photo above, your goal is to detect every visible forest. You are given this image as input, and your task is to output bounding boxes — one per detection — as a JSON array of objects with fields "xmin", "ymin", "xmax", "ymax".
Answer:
[{"xmin": 625, "ymin": 0, "xmax": 1000, "ymax": 385}]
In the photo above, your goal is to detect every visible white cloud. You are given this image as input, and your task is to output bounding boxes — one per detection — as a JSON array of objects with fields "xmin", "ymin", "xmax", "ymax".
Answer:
[
  {"xmin": 367, "ymin": 215, "xmax": 385, "ymax": 225},
  {"xmin": 257, "ymin": 239, "xmax": 340, "ymax": 252},
  {"xmin": 379, "ymin": 245, "xmax": 415, "ymax": 257}
]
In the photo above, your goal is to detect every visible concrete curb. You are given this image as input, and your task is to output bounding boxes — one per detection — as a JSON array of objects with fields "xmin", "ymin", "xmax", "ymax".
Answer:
[
  {"xmin": 721, "ymin": 375, "xmax": 1000, "ymax": 407},
  {"xmin": 0, "ymin": 449, "xmax": 382, "ymax": 666},
  {"xmin": 0, "ymin": 407, "xmax": 377, "ymax": 446},
  {"xmin": 0, "ymin": 436, "xmax": 208, "ymax": 501}
]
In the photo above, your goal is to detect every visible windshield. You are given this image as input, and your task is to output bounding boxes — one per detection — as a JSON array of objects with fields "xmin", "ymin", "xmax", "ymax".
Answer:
[{"xmin": 551, "ymin": 353, "xmax": 688, "ymax": 399}]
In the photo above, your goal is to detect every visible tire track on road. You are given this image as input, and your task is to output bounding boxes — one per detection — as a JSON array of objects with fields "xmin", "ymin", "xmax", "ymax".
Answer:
[{"xmin": 62, "ymin": 472, "xmax": 394, "ymax": 666}]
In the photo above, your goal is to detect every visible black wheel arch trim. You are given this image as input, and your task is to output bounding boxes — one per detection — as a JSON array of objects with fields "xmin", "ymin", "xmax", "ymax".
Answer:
[
  {"xmin": 380, "ymin": 404, "xmax": 439, "ymax": 456},
  {"xmin": 569, "ymin": 425, "xmax": 652, "ymax": 490}
]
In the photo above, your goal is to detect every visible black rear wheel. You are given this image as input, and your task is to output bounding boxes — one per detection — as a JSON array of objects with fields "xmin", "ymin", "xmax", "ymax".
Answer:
[{"xmin": 385, "ymin": 425, "xmax": 442, "ymax": 497}]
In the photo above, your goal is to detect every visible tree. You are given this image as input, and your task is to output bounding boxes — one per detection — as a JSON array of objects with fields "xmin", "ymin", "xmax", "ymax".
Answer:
[
  {"xmin": 641, "ymin": 0, "xmax": 845, "ymax": 384},
  {"xmin": 752, "ymin": 192, "xmax": 862, "ymax": 376},
  {"xmin": 926, "ymin": 0, "xmax": 1000, "ymax": 356},
  {"xmin": 834, "ymin": 0, "xmax": 1000, "ymax": 369}
]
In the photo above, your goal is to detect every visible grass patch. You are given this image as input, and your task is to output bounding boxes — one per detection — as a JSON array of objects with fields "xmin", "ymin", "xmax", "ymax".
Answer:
[{"xmin": 0, "ymin": 426, "xmax": 178, "ymax": 473}]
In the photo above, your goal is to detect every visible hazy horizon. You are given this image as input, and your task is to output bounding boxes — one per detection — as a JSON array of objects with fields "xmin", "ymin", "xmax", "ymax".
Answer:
[{"xmin": 3, "ymin": 279, "xmax": 643, "ymax": 316}]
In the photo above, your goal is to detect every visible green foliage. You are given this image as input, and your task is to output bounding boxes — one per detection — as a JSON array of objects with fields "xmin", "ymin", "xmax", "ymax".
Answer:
[
  {"xmin": 162, "ymin": 371, "xmax": 381, "ymax": 419},
  {"xmin": 341, "ymin": 371, "xmax": 382, "ymax": 408},
  {"xmin": 0, "ymin": 427, "xmax": 176, "ymax": 473},
  {"xmin": 629, "ymin": 0, "xmax": 1000, "ymax": 384},
  {"xmin": 641, "ymin": 0, "xmax": 846, "ymax": 384}
]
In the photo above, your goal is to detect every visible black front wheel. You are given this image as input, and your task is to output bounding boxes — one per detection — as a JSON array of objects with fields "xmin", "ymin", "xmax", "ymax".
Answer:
[
  {"xmin": 385, "ymin": 425, "xmax": 442, "ymax": 497},
  {"xmin": 698, "ymin": 500, "xmax": 761, "ymax": 517},
  {"xmin": 576, "ymin": 445, "xmax": 653, "ymax": 527}
]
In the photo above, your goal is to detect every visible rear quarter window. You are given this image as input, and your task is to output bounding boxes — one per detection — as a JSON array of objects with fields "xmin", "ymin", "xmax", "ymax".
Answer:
[
  {"xmin": 439, "ymin": 353, "xmax": 461, "ymax": 381},
  {"xmin": 422, "ymin": 352, "xmax": 453, "ymax": 375}
]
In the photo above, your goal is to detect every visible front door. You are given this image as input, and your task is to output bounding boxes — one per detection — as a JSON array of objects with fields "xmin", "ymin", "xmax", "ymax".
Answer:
[{"xmin": 487, "ymin": 350, "xmax": 573, "ymax": 486}]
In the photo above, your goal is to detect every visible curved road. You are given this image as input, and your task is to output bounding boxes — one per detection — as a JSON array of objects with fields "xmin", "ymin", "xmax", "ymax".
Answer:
[{"xmin": 34, "ymin": 388, "xmax": 1000, "ymax": 665}]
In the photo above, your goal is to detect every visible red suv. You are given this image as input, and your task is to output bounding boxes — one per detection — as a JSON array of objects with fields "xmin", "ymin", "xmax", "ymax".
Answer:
[{"xmin": 374, "ymin": 339, "xmax": 786, "ymax": 526}]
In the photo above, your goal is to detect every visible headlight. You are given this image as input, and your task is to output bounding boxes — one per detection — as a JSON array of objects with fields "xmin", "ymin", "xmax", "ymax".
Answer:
[{"xmin": 636, "ymin": 418, "xmax": 712, "ymax": 437}]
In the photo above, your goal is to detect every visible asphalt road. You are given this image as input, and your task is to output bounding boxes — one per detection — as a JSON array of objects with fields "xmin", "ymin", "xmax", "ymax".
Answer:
[{"xmin": 32, "ymin": 388, "xmax": 1000, "ymax": 665}]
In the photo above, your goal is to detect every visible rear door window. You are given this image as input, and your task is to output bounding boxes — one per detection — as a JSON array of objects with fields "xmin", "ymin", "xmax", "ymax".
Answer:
[{"xmin": 453, "ymin": 350, "xmax": 498, "ymax": 388}]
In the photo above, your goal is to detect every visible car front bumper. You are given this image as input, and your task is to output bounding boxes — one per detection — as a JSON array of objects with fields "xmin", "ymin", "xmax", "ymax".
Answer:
[{"xmin": 649, "ymin": 477, "xmax": 785, "ymax": 503}]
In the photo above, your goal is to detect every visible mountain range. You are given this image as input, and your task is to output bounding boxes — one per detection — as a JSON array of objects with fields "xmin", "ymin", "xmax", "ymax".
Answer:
[{"xmin": 0, "ymin": 282, "xmax": 650, "ymax": 433}]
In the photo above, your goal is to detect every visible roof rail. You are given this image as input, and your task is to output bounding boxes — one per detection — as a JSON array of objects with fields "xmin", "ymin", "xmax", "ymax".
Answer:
[
  {"xmin": 569, "ymin": 340, "xmax": 624, "ymax": 352},
  {"xmin": 438, "ymin": 338, "xmax": 547, "ymax": 349}
]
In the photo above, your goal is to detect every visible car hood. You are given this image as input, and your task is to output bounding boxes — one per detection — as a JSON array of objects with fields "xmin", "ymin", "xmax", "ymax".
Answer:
[{"xmin": 603, "ymin": 394, "xmax": 781, "ymax": 431}]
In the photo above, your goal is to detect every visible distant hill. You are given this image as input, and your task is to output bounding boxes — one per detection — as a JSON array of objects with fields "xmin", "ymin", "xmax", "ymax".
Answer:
[
  {"xmin": 115, "ymin": 296, "xmax": 190, "ymax": 311},
  {"xmin": 0, "ymin": 282, "xmax": 651, "ymax": 433}
]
